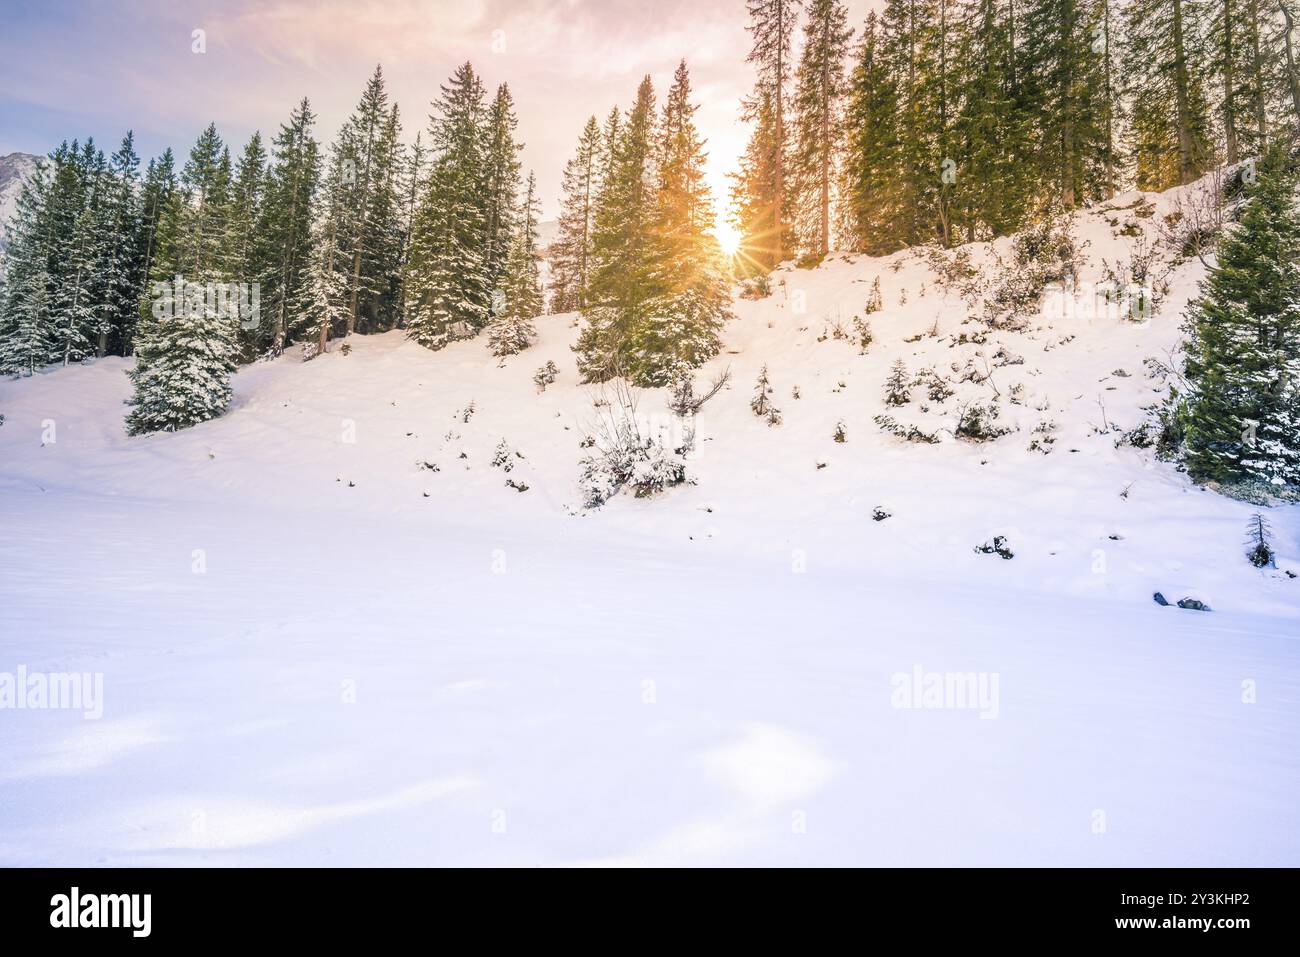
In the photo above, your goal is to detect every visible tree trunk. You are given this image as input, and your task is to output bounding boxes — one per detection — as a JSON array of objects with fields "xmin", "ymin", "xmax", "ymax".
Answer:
[
  {"xmin": 1281, "ymin": 2, "xmax": 1300, "ymax": 130},
  {"xmin": 1224, "ymin": 0, "xmax": 1240, "ymax": 165},
  {"xmin": 1172, "ymin": 0, "xmax": 1198, "ymax": 183}
]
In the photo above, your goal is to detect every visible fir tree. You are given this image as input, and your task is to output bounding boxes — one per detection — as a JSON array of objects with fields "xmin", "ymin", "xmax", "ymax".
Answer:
[
  {"xmin": 487, "ymin": 172, "xmax": 543, "ymax": 356},
  {"xmin": 790, "ymin": 0, "xmax": 853, "ymax": 257},
  {"xmin": 741, "ymin": 0, "xmax": 802, "ymax": 265},
  {"xmin": 406, "ymin": 62, "xmax": 491, "ymax": 350},
  {"xmin": 1124, "ymin": 0, "xmax": 1215, "ymax": 189},
  {"xmin": 1179, "ymin": 157, "xmax": 1300, "ymax": 487},
  {"xmin": 841, "ymin": 13, "xmax": 904, "ymax": 254},
  {"xmin": 258, "ymin": 98, "xmax": 321, "ymax": 354},
  {"xmin": 551, "ymin": 116, "xmax": 603, "ymax": 312},
  {"xmin": 0, "ymin": 160, "xmax": 55, "ymax": 375},
  {"xmin": 482, "ymin": 83, "xmax": 524, "ymax": 303},
  {"xmin": 576, "ymin": 76, "xmax": 660, "ymax": 381},
  {"xmin": 631, "ymin": 60, "xmax": 730, "ymax": 385}
]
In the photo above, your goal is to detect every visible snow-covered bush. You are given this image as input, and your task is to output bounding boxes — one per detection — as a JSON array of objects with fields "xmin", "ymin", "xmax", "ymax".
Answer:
[
  {"xmin": 954, "ymin": 402, "xmax": 1012, "ymax": 442},
  {"xmin": 874, "ymin": 413, "xmax": 940, "ymax": 444},
  {"xmin": 751, "ymin": 365, "xmax": 781, "ymax": 425},
  {"xmin": 1246, "ymin": 513, "xmax": 1275, "ymax": 568},
  {"xmin": 884, "ymin": 360, "xmax": 912, "ymax": 406},
  {"xmin": 486, "ymin": 312, "xmax": 536, "ymax": 357},
  {"xmin": 974, "ymin": 536, "xmax": 1015, "ymax": 559},
  {"xmin": 851, "ymin": 315, "xmax": 873, "ymax": 354},
  {"xmin": 864, "ymin": 277, "xmax": 883, "ymax": 314},
  {"xmin": 578, "ymin": 384, "xmax": 691, "ymax": 508},
  {"xmin": 533, "ymin": 360, "xmax": 559, "ymax": 392}
]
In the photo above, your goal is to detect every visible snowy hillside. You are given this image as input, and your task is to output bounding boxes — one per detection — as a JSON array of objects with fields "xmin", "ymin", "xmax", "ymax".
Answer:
[
  {"xmin": 2, "ymin": 178, "xmax": 1298, "ymax": 866},
  {"xmin": 0, "ymin": 152, "xmax": 39, "ymax": 251}
]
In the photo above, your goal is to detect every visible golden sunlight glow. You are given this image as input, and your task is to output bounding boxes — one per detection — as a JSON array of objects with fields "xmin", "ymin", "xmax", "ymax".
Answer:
[{"xmin": 713, "ymin": 218, "xmax": 743, "ymax": 257}]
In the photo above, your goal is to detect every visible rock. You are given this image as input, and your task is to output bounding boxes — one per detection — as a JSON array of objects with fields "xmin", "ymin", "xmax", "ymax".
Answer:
[
  {"xmin": 1153, "ymin": 592, "xmax": 1170, "ymax": 606},
  {"xmin": 1176, "ymin": 597, "xmax": 1211, "ymax": 612}
]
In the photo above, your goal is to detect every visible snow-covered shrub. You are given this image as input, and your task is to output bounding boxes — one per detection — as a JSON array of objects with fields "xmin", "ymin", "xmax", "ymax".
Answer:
[
  {"xmin": 738, "ymin": 274, "xmax": 772, "ymax": 300},
  {"xmin": 578, "ymin": 384, "xmax": 691, "ymax": 508},
  {"xmin": 491, "ymin": 439, "xmax": 515, "ymax": 472},
  {"xmin": 980, "ymin": 213, "xmax": 1082, "ymax": 330},
  {"xmin": 914, "ymin": 365, "xmax": 953, "ymax": 403},
  {"xmin": 832, "ymin": 420, "xmax": 847, "ymax": 443},
  {"xmin": 533, "ymin": 360, "xmax": 560, "ymax": 392},
  {"xmin": 669, "ymin": 367, "xmax": 730, "ymax": 417},
  {"xmin": 486, "ymin": 312, "xmax": 536, "ymax": 357},
  {"xmin": 884, "ymin": 360, "xmax": 912, "ymax": 406},
  {"xmin": 864, "ymin": 277, "xmax": 883, "ymax": 314},
  {"xmin": 874, "ymin": 414, "xmax": 940, "ymax": 444},
  {"xmin": 974, "ymin": 536, "xmax": 1014, "ymax": 559},
  {"xmin": 751, "ymin": 365, "xmax": 781, "ymax": 425},
  {"xmin": 954, "ymin": 402, "xmax": 1012, "ymax": 442},
  {"xmin": 1246, "ymin": 513, "xmax": 1275, "ymax": 568},
  {"xmin": 852, "ymin": 316, "xmax": 873, "ymax": 354}
]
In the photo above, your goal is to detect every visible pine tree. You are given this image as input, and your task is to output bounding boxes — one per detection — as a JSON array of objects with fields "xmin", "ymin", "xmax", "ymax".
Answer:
[
  {"xmin": 394, "ymin": 131, "xmax": 428, "ymax": 328},
  {"xmin": 95, "ymin": 132, "xmax": 146, "ymax": 356},
  {"xmin": 732, "ymin": 83, "xmax": 788, "ymax": 269},
  {"xmin": 0, "ymin": 159, "xmax": 55, "ymax": 375},
  {"xmin": 406, "ymin": 62, "xmax": 491, "ymax": 350},
  {"xmin": 127, "ymin": 124, "xmax": 241, "ymax": 434},
  {"xmin": 841, "ymin": 13, "xmax": 904, "ymax": 253},
  {"xmin": 330, "ymin": 66, "xmax": 403, "ymax": 337},
  {"xmin": 125, "ymin": 278, "xmax": 239, "ymax": 434},
  {"xmin": 136, "ymin": 149, "xmax": 178, "ymax": 350},
  {"xmin": 487, "ymin": 171, "xmax": 543, "ymax": 356},
  {"xmin": 741, "ymin": 0, "xmax": 802, "ymax": 265},
  {"xmin": 790, "ymin": 0, "xmax": 853, "ymax": 257},
  {"xmin": 258, "ymin": 98, "xmax": 321, "ymax": 354},
  {"xmin": 550, "ymin": 116, "xmax": 603, "ymax": 312},
  {"xmin": 1022, "ymin": 0, "xmax": 1111, "ymax": 209},
  {"xmin": 482, "ymin": 83, "xmax": 524, "ymax": 303},
  {"xmin": 1179, "ymin": 157, "xmax": 1300, "ymax": 487},
  {"xmin": 1125, "ymin": 0, "xmax": 1215, "ymax": 189},
  {"xmin": 630, "ymin": 61, "xmax": 730, "ymax": 385},
  {"xmin": 226, "ymin": 132, "xmax": 267, "ymax": 357},
  {"xmin": 575, "ymin": 76, "xmax": 660, "ymax": 380}
]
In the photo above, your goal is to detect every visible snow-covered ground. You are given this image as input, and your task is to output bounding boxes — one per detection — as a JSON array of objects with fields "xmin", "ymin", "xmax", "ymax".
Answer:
[{"xmin": 2, "ymin": 180, "xmax": 1298, "ymax": 865}]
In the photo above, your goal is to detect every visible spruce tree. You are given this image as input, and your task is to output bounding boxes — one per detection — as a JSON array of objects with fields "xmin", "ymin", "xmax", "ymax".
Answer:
[
  {"xmin": 487, "ymin": 173, "xmax": 543, "ymax": 357},
  {"xmin": 741, "ymin": 0, "xmax": 802, "ymax": 265},
  {"xmin": 1124, "ymin": 0, "xmax": 1214, "ymax": 189},
  {"xmin": 258, "ymin": 98, "xmax": 321, "ymax": 354},
  {"xmin": 631, "ymin": 60, "xmax": 730, "ymax": 385},
  {"xmin": 406, "ymin": 62, "xmax": 491, "ymax": 350},
  {"xmin": 96, "ymin": 132, "xmax": 145, "ymax": 356},
  {"xmin": 482, "ymin": 83, "xmax": 524, "ymax": 303},
  {"xmin": 790, "ymin": 0, "xmax": 853, "ymax": 258},
  {"xmin": 1179, "ymin": 158, "xmax": 1300, "ymax": 487},
  {"xmin": 575, "ymin": 76, "xmax": 660, "ymax": 381},
  {"xmin": 550, "ymin": 116, "xmax": 603, "ymax": 312},
  {"xmin": 226, "ymin": 132, "xmax": 267, "ymax": 357},
  {"xmin": 841, "ymin": 12, "xmax": 904, "ymax": 254},
  {"xmin": 0, "ymin": 160, "xmax": 55, "ymax": 375},
  {"xmin": 127, "ymin": 126, "xmax": 240, "ymax": 434}
]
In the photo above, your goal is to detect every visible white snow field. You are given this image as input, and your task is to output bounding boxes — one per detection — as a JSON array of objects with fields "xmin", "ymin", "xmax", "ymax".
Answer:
[{"xmin": 2, "ymin": 180, "xmax": 1298, "ymax": 866}]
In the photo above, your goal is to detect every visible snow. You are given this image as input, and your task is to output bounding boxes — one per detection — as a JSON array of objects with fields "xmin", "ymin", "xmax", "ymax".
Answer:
[{"xmin": 2, "ymin": 178, "xmax": 1298, "ymax": 865}]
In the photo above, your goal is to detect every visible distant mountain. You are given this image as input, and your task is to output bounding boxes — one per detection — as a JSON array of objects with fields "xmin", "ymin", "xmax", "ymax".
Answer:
[
  {"xmin": 536, "ymin": 218, "xmax": 559, "ymax": 256},
  {"xmin": 0, "ymin": 152, "xmax": 42, "ymax": 251}
]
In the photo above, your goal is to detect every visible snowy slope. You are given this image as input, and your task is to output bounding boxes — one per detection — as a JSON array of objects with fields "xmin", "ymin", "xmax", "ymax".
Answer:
[
  {"xmin": 0, "ymin": 152, "xmax": 40, "ymax": 251},
  {"xmin": 1, "ymin": 178, "xmax": 1298, "ymax": 866}
]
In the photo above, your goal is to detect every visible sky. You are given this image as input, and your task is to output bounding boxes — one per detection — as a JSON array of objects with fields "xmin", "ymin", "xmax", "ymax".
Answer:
[{"xmin": 0, "ymin": 0, "xmax": 876, "ymax": 221}]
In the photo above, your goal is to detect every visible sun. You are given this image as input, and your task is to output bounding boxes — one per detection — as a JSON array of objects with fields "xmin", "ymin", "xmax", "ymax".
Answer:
[{"xmin": 713, "ymin": 218, "xmax": 743, "ymax": 257}]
